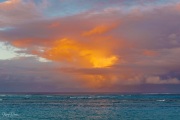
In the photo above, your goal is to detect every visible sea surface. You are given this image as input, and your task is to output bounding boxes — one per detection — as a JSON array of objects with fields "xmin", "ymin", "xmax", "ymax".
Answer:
[{"xmin": 0, "ymin": 93, "xmax": 180, "ymax": 120}]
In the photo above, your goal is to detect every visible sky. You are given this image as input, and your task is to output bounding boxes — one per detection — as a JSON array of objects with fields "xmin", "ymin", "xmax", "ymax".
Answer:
[{"xmin": 0, "ymin": 0, "xmax": 180, "ymax": 93}]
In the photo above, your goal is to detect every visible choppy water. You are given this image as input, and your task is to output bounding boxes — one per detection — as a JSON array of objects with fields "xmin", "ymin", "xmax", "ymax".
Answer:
[{"xmin": 0, "ymin": 93, "xmax": 180, "ymax": 120}]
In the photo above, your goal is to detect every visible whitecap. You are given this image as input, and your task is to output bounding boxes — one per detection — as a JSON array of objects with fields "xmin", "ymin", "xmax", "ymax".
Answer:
[
  {"xmin": 24, "ymin": 95, "xmax": 31, "ymax": 99},
  {"xmin": 157, "ymin": 99, "xmax": 165, "ymax": 102},
  {"xmin": 46, "ymin": 95, "xmax": 52, "ymax": 97},
  {"xmin": 70, "ymin": 97, "xmax": 76, "ymax": 99},
  {"xmin": 88, "ymin": 96, "xmax": 93, "ymax": 99}
]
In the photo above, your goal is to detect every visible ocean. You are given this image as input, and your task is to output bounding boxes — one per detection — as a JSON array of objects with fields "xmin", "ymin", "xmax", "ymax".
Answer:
[{"xmin": 0, "ymin": 93, "xmax": 180, "ymax": 120}]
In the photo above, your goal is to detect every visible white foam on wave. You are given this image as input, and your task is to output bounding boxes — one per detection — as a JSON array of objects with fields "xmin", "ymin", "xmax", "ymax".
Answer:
[
  {"xmin": 25, "ymin": 95, "xmax": 31, "ymax": 98},
  {"xmin": 70, "ymin": 96, "xmax": 95, "ymax": 99},
  {"xmin": 70, "ymin": 97, "xmax": 76, "ymax": 99},
  {"xmin": 157, "ymin": 99, "xmax": 166, "ymax": 102},
  {"xmin": 88, "ymin": 96, "xmax": 93, "ymax": 99},
  {"xmin": 46, "ymin": 96, "xmax": 52, "ymax": 97},
  {"xmin": 78, "ymin": 96, "xmax": 88, "ymax": 99}
]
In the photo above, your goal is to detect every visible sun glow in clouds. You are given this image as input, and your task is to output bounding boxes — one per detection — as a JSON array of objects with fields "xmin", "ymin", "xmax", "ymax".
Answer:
[
  {"xmin": 35, "ymin": 38, "xmax": 118, "ymax": 68},
  {"xmin": 90, "ymin": 55, "xmax": 117, "ymax": 68}
]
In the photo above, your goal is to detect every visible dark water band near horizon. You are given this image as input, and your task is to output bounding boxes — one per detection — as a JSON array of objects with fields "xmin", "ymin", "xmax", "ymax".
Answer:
[{"xmin": 0, "ymin": 93, "xmax": 180, "ymax": 120}]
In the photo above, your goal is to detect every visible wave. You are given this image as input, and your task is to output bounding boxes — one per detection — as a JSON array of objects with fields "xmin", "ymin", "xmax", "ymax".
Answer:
[
  {"xmin": 46, "ymin": 96, "xmax": 53, "ymax": 97},
  {"xmin": 157, "ymin": 99, "xmax": 166, "ymax": 102},
  {"xmin": 69, "ymin": 95, "xmax": 105, "ymax": 99}
]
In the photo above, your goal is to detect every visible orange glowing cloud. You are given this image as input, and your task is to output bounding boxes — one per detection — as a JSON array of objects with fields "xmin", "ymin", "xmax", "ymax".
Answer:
[
  {"xmin": 82, "ymin": 24, "xmax": 117, "ymax": 36},
  {"xmin": 36, "ymin": 38, "xmax": 118, "ymax": 68},
  {"xmin": 80, "ymin": 74, "xmax": 118, "ymax": 88},
  {"xmin": 3, "ymin": 17, "xmax": 124, "ymax": 88},
  {"xmin": 48, "ymin": 22, "xmax": 60, "ymax": 28},
  {"xmin": 11, "ymin": 40, "xmax": 32, "ymax": 48}
]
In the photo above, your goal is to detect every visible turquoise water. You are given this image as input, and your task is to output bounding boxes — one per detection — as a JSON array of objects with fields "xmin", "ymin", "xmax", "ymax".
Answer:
[{"xmin": 0, "ymin": 94, "xmax": 180, "ymax": 120}]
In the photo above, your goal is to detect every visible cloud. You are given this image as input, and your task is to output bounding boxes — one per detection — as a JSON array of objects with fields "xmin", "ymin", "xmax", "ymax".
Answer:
[
  {"xmin": 82, "ymin": 24, "xmax": 118, "ymax": 36},
  {"xmin": 145, "ymin": 76, "xmax": 180, "ymax": 84},
  {"xmin": 0, "ymin": 0, "xmax": 180, "ymax": 91},
  {"xmin": 0, "ymin": 0, "xmax": 42, "ymax": 27},
  {"xmin": 0, "ymin": 57, "xmax": 86, "ymax": 92},
  {"xmin": 34, "ymin": 38, "xmax": 119, "ymax": 68},
  {"xmin": 142, "ymin": 50, "xmax": 158, "ymax": 57}
]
